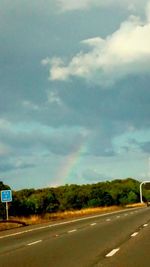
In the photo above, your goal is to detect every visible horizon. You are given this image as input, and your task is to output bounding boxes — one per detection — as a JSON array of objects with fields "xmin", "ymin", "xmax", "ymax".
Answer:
[{"xmin": 0, "ymin": 177, "xmax": 142, "ymax": 191}]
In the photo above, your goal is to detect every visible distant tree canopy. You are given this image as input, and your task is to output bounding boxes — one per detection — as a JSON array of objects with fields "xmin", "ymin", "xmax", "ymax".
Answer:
[{"xmin": 0, "ymin": 178, "xmax": 150, "ymax": 218}]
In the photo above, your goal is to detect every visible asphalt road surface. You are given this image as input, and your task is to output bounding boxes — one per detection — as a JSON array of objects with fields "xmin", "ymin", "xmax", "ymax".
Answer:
[{"xmin": 0, "ymin": 207, "xmax": 150, "ymax": 267}]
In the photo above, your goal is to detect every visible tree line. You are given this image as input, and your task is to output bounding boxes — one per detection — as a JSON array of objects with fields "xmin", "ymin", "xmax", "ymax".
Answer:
[{"xmin": 0, "ymin": 178, "xmax": 150, "ymax": 219}]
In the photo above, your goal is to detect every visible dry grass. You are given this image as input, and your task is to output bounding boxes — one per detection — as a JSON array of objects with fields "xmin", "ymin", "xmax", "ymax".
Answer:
[
  {"xmin": 0, "ymin": 222, "xmax": 23, "ymax": 231},
  {"xmin": 10, "ymin": 215, "xmax": 47, "ymax": 225},
  {"xmin": 0, "ymin": 206, "xmax": 121, "ymax": 230},
  {"xmin": 125, "ymin": 202, "xmax": 146, "ymax": 208},
  {"xmin": 0, "ymin": 215, "xmax": 45, "ymax": 231},
  {"xmin": 0, "ymin": 203, "xmax": 145, "ymax": 231},
  {"xmin": 45, "ymin": 205, "xmax": 122, "ymax": 221}
]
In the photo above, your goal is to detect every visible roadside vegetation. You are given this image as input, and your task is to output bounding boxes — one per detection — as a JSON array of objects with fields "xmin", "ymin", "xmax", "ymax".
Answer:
[{"xmin": 0, "ymin": 178, "xmax": 149, "ymax": 229}]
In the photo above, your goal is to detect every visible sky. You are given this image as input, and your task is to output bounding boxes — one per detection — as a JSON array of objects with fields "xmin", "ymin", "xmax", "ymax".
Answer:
[{"xmin": 0, "ymin": 0, "xmax": 150, "ymax": 190}]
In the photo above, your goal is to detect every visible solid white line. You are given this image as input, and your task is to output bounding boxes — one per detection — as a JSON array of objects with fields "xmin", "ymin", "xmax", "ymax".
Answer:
[
  {"xmin": 0, "ymin": 228, "xmax": 45, "ymax": 239},
  {"xmin": 68, "ymin": 229, "xmax": 77, "ymax": 233},
  {"xmin": 143, "ymin": 224, "xmax": 148, "ymax": 227},
  {"xmin": 0, "ymin": 207, "xmax": 144, "ymax": 240},
  {"xmin": 131, "ymin": 232, "xmax": 138, "ymax": 237},
  {"xmin": 27, "ymin": 240, "xmax": 42, "ymax": 246},
  {"xmin": 90, "ymin": 223, "xmax": 97, "ymax": 226},
  {"xmin": 106, "ymin": 248, "xmax": 120, "ymax": 257}
]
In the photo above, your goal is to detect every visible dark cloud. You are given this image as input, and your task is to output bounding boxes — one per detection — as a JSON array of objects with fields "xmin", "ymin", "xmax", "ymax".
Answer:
[
  {"xmin": 0, "ymin": 124, "xmax": 87, "ymax": 156},
  {"xmin": 138, "ymin": 141, "xmax": 150, "ymax": 153},
  {"xmin": 0, "ymin": 74, "xmax": 150, "ymax": 160},
  {"xmin": 0, "ymin": 160, "xmax": 36, "ymax": 173},
  {"xmin": 122, "ymin": 138, "xmax": 150, "ymax": 154}
]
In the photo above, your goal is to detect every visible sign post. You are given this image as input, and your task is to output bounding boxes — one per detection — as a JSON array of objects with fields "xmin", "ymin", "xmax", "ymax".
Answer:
[
  {"xmin": 6, "ymin": 202, "xmax": 9, "ymax": 220},
  {"xmin": 1, "ymin": 190, "xmax": 12, "ymax": 220}
]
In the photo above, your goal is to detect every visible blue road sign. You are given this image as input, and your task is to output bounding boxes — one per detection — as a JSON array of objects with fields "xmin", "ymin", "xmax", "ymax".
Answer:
[{"xmin": 1, "ymin": 190, "xmax": 12, "ymax": 202}]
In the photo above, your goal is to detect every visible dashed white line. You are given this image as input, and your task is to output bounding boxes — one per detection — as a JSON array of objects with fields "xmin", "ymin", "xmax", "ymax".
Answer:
[
  {"xmin": 90, "ymin": 223, "xmax": 97, "ymax": 226},
  {"xmin": 143, "ymin": 224, "xmax": 148, "ymax": 227},
  {"xmin": 68, "ymin": 229, "xmax": 77, "ymax": 233},
  {"xmin": 116, "ymin": 215, "xmax": 120, "ymax": 218},
  {"xmin": 27, "ymin": 240, "xmax": 42, "ymax": 246},
  {"xmin": 131, "ymin": 232, "xmax": 138, "ymax": 237},
  {"xmin": 106, "ymin": 248, "xmax": 120, "ymax": 257},
  {"xmin": 106, "ymin": 218, "xmax": 111, "ymax": 221}
]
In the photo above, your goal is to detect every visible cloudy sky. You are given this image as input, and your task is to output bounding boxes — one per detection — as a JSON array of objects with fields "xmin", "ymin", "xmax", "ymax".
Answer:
[{"xmin": 1, "ymin": 0, "xmax": 150, "ymax": 190}]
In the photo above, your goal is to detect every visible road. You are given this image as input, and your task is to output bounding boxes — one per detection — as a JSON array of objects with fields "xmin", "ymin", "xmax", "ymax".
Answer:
[{"xmin": 0, "ymin": 207, "xmax": 150, "ymax": 267}]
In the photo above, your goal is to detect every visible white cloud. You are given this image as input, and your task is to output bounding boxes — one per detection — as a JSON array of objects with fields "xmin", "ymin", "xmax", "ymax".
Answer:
[
  {"xmin": 22, "ymin": 101, "xmax": 39, "ymax": 111},
  {"xmin": 47, "ymin": 91, "xmax": 62, "ymax": 105},
  {"xmin": 146, "ymin": 1, "xmax": 150, "ymax": 21},
  {"xmin": 57, "ymin": 0, "xmax": 92, "ymax": 11},
  {"xmin": 57, "ymin": 0, "xmax": 148, "ymax": 12},
  {"xmin": 43, "ymin": 4, "xmax": 150, "ymax": 86}
]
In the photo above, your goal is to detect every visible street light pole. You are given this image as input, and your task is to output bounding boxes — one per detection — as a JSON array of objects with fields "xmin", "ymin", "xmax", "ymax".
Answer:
[{"xmin": 140, "ymin": 181, "xmax": 150, "ymax": 203}]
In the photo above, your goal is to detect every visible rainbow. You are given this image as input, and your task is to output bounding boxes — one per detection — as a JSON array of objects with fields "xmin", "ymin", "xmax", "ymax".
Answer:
[{"xmin": 55, "ymin": 140, "xmax": 87, "ymax": 186}]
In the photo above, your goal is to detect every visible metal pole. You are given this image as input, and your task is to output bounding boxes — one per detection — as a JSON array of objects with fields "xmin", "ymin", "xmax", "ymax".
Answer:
[
  {"xmin": 140, "ymin": 181, "xmax": 150, "ymax": 204},
  {"xmin": 140, "ymin": 182, "xmax": 144, "ymax": 203},
  {"xmin": 6, "ymin": 202, "xmax": 9, "ymax": 220}
]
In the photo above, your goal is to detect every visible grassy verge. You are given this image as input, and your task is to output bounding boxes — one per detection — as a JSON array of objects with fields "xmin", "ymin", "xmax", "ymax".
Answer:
[
  {"xmin": 125, "ymin": 202, "xmax": 146, "ymax": 208},
  {"xmin": 44, "ymin": 205, "xmax": 122, "ymax": 221},
  {"xmin": 0, "ymin": 203, "xmax": 146, "ymax": 231},
  {"xmin": 0, "ymin": 222, "xmax": 24, "ymax": 231}
]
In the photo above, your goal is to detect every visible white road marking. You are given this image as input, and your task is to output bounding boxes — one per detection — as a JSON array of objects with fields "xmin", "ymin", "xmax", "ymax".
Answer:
[
  {"xmin": 0, "ymin": 207, "xmax": 144, "ymax": 240},
  {"xmin": 106, "ymin": 218, "xmax": 111, "ymax": 221},
  {"xmin": 106, "ymin": 248, "xmax": 120, "ymax": 257},
  {"xmin": 116, "ymin": 215, "xmax": 120, "ymax": 218},
  {"xmin": 90, "ymin": 223, "xmax": 97, "ymax": 226},
  {"xmin": 0, "ymin": 227, "xmax": 47, "ymax": 239},
  {"xmin": 27, "ymin": 240, "xmax": 42, "ymax": 246},
  {"xmin": 143, "ymin": 224, "xmax": 148, "ymax": 227},
  {"xmin": 68, "ymin": 229, "xmax": 77, "ymax": 233},
  {"xmin": 131, "ymin": 232, "xmax": 138, "ymax": 237}
]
